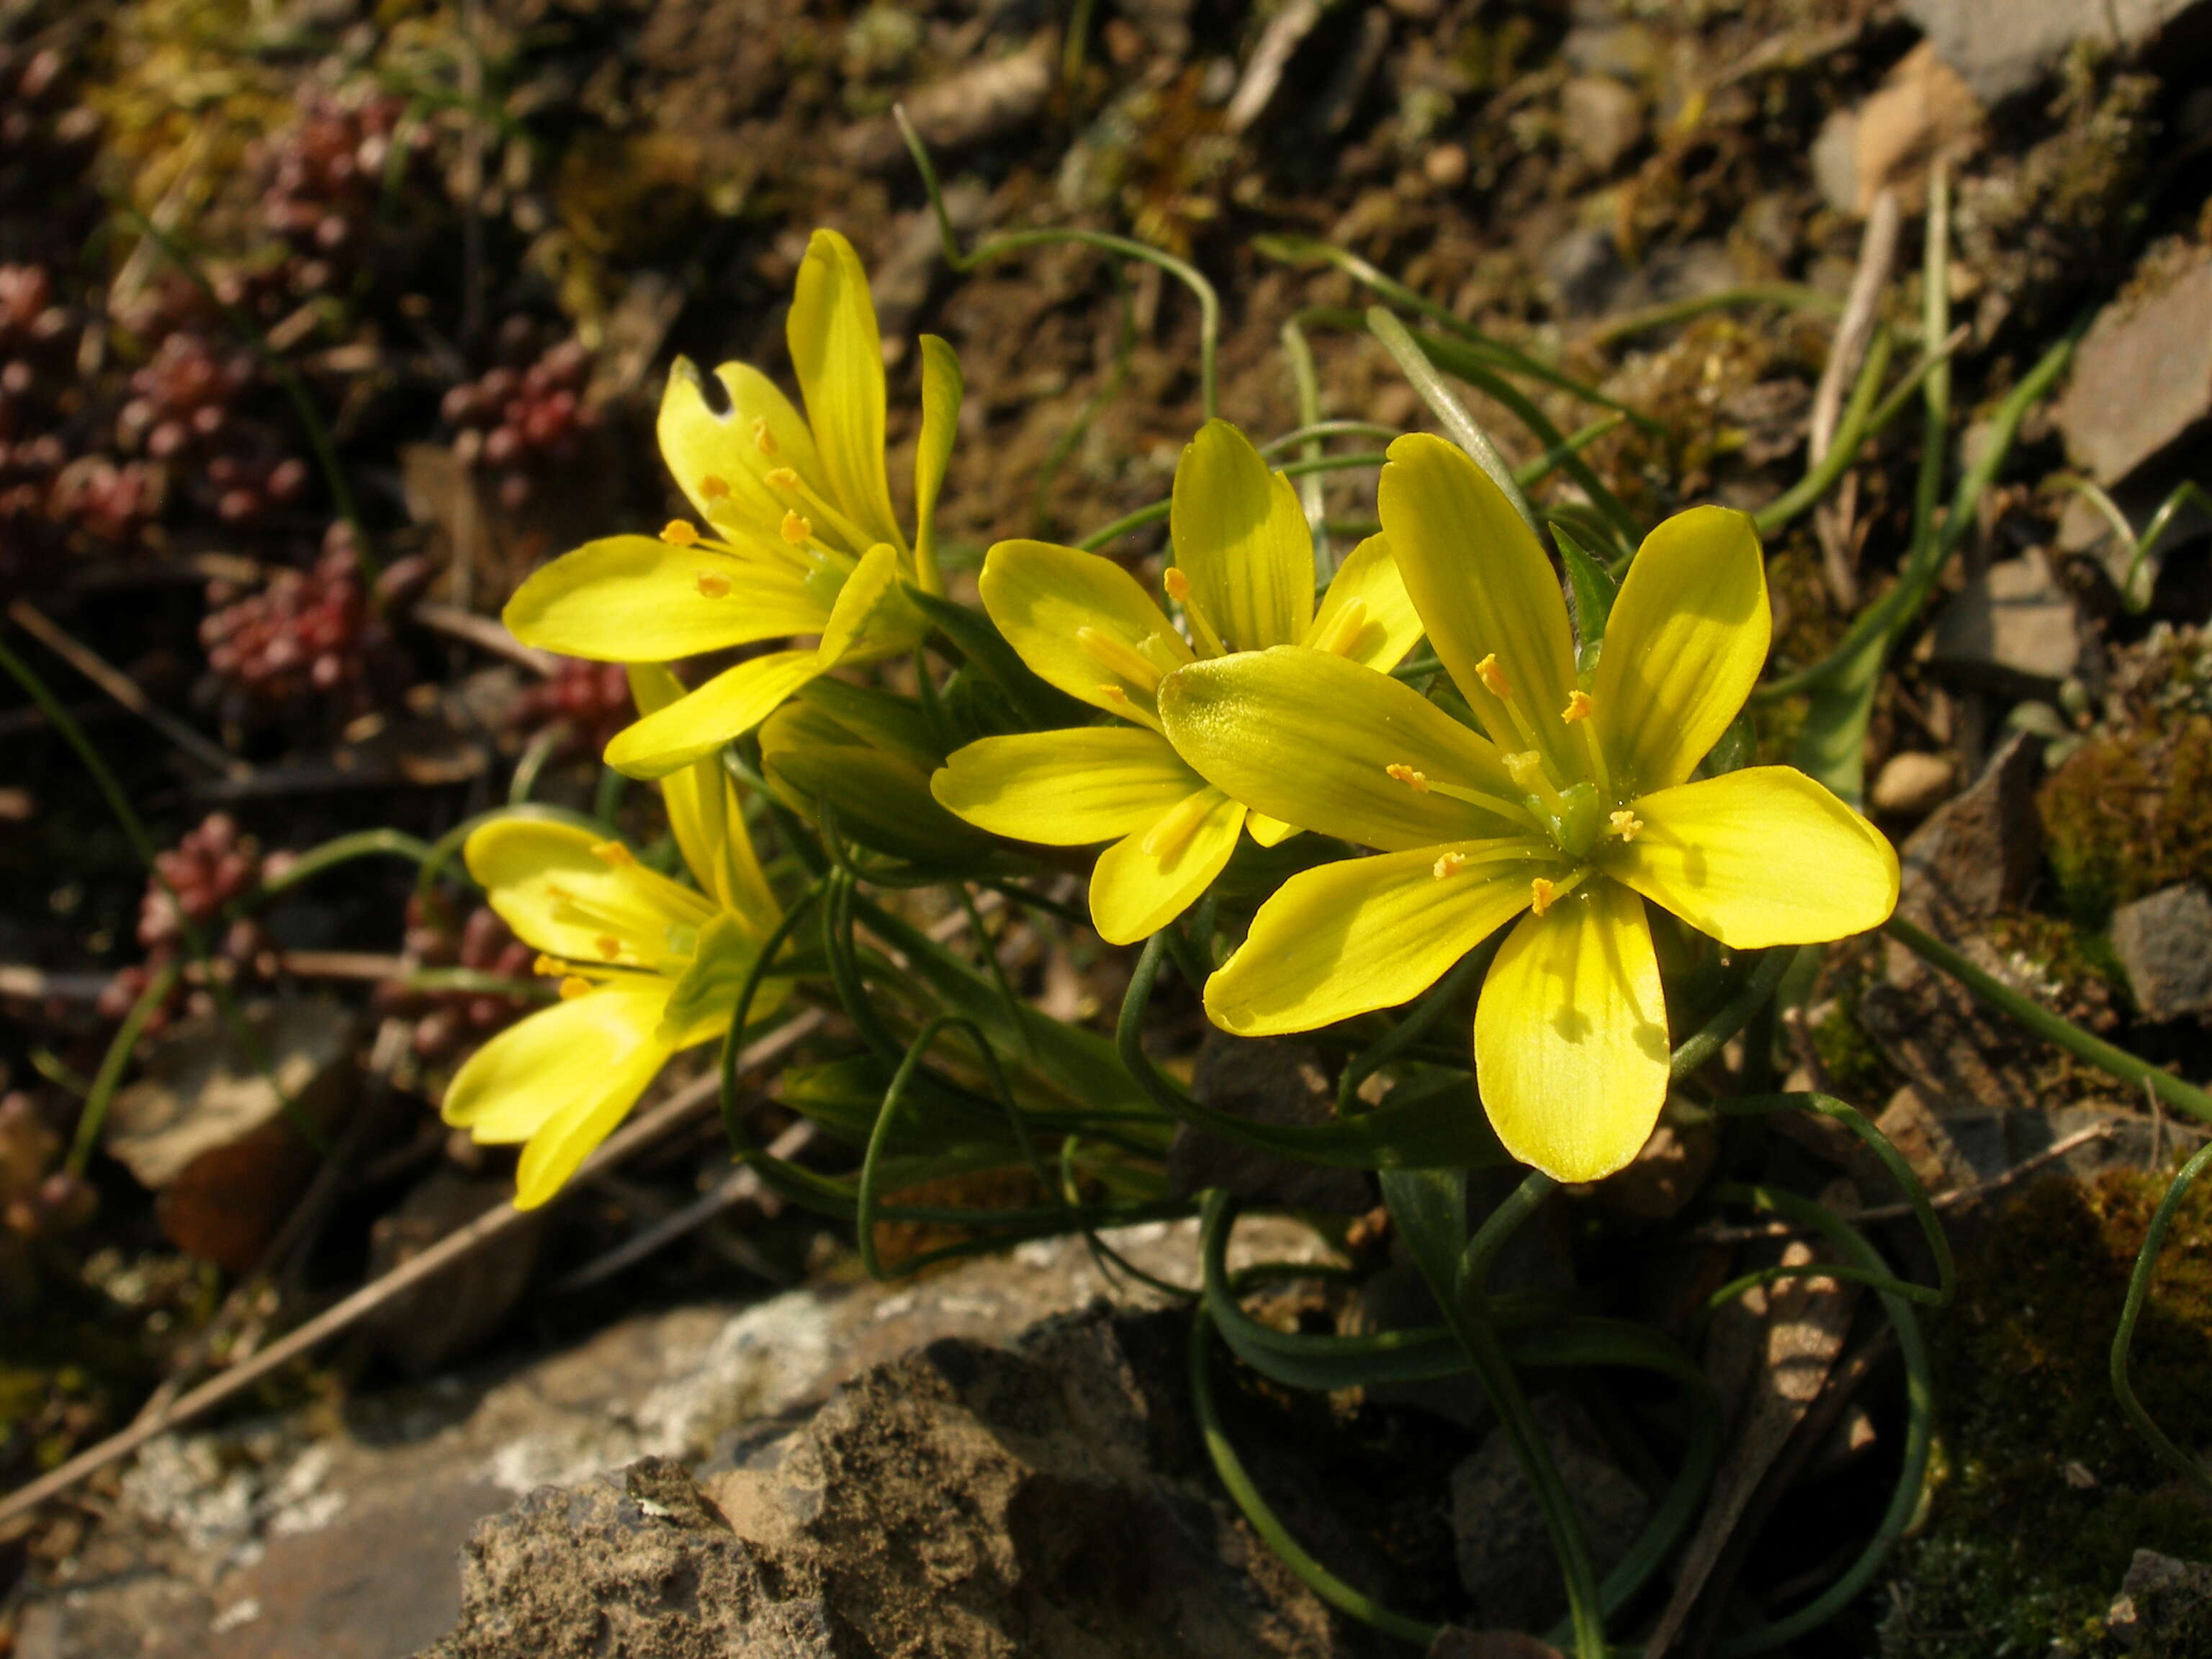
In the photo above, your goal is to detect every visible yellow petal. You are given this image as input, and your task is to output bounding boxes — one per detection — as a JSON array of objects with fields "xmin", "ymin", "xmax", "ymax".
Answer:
[
  {"xmin": 603, "ymin": 649, "xmax": 823, "ymax": 778},
  {"xmin": 788, "ymin": 228, "xmax": 904, "ymax": 554},
  {"xmin": 1303, "ymin": 534, "xmax": 1423, "ymax": 673},
  {"xmin": 1157, "ymin": 645, "xmax": 1529, "ymax": 851},
  {"xmin": 1089, "ymin": 788, "xmax": 1246, "ymax": 945},
  {"xmin": 629, "ymin": 665, "xmax": 780, "ymax": 935},
  {"xmin": 1378, "ymin": 434, "xmax": 1580, "ymax": 779},
  {"xmin": 817, "ymin": 541, "xmax": 919, "ymax": 665},
  {"xmin": 464, "ymin": 818, "xmax": 714, "ymax": 964},
  {"xmin": 513, "ymin": 1033, "xmax": 674, "ymax": 1208},
  {"xmin": 1169, "ymin": 418, "xmax": 1313, "ymax": 652},
  {"xmin": 1246, "ymin": 811, "xmax": 1300, "ymax": 848},
  {"xmin": 1474, "ymin": 881, "xmax": 1669, "ymax": 1183},
  {"xmin": 657, "ymin": 911, "xmax": 787, "ymax": 1047},
  {"xmin": 656, "ymin": 357, "xmax": 830, "ymax": 542},
  {"xmin": 933, "ymin": 726, "xmax": 1200, "ymax": 845},
  {"xmin": 1591, "ymin": 506, "xmax": 1769, "ymax": 795},
  {"xmin": 977, "ymin": 539, "xmax": 1194, "ymax": 727},
  {"xmin": 503, "ymin": 536, "xmax": 821, "ymax": 660},
  {"xmin": 1205, "ymin": 842, "xmax": 1542, "ymax": 1034},
  {"xmin": 912, "ymin": 333, "xmax": 963, "ymax": 595},
  {"xmin": 443, "ymin": 979, "xmax": 670, "ymax": 1148},
  {"xmin": 1606, "ymin": 766, "xmax": 1899, "ymax": 948}
]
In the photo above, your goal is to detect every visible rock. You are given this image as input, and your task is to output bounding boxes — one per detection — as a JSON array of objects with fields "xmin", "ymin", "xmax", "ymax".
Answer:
[
  {"xmin": 1588, "ymin": 1122, "xmax": 1717, "ymax": 1221},
  {"xmin": 1894, "ymin": 731, "xmax": 2044, "ymax": 926},
  {"xmin": 1874, "ymin": 1084, "xmax": 2011, "ymax": 1193},
  {"xmin": 837, "ymin": 31, "xmax": 1058, "ymax": 171},
  {"xmin": 1899, "ymin": 0, "xmax": 2212, "ymax": 107},
  {"xmin": 1871, "ymin": 751, "xmax": 1958, "ymax": 817},
  {"xmin": 423, "ymin": 1309, "xmax": 1384, "ymax": 1658},
  {"xmin": 1169, "ymin": 1033, "xmax": 1372, "ymax": 1213},
  {"xmin": 2052, "ymin": 249, "xmax": 2212, "ymax": 487},
  {"xmin": 2110, "ymin": 884, "xmax": 2212, "ymax": 1021},
  {"xmin": 364, "ymin": 1170, "xmax": 544, "ymax": 1376},
  {"xmin": 1925, "ymin": 552, "xmax": 2083, "ymax": 690},
  {"xmin": 1560, "ymin": 76, "xmax": 1642, "ymax": 174},
  {"xmin": 2107, "ymin": 1548, "xmax": 2212, "ymax": 1653},
  {"xmin": 1813, "ymin": 42, "xmax": 1982, "ymax": 217},
  {"xmin": 1540, "ymin": 225, "xmax": 1627, "ymax": 319},
  {"xmin": 1424, "ymin": 143, "xmax": 1470, "ymax": 189},
  {"xmin": 1449, "ymin": 1395, "xmax": 1649, "ymax": 1634}
]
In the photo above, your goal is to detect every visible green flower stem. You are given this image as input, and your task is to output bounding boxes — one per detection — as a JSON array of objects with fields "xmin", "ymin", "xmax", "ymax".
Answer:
[
  {"xmin": 1367, "ymin": 307, "xmax": 1543, "ymax": 537},
  {"xmin": 1668, "ymin": 948, "xmax": 1791, "ymax": 1082},
  {"xmin": 2111, "ymin": 1138, "xmax": 2212, "ymax": 1495},
  {"xmin": 897, "ymin": 107, "xmax": 1220, "ymax": 420},
  {"xmin": 1280, "ymin": 317, "xmax": 1333, "ymax": 577},
  {"xmin": 1885, "ymin": 916, "xmax": 2212, "ymax": 1125},
  {"xmin": 66, "ymin": 961, "xmax": 176, "ymax": 1179},
  {"xmin": 1187, "ymin": 1303, "xmax": 1444, "ymax": 1647},
  {"xmin": 507, "ymin": 724, "xmax": 565, "ymax": 804},
  {"xmin": 1709, "ymin": 1184, "xmax": 1933, "ymax": 1656},
  {"xmin": 1385, "ymin": 1168, "xmax": 1609, "ymax": 1659},
  {"xmin": 246, "ymin": 827, "xmax": 434, "ymax": 907},
  {"xmin": 1585, "ymin": 283, "xmax": 1843, "ymax": 349}
]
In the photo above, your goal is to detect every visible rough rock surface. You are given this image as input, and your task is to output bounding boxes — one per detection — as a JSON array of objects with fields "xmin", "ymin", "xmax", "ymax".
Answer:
[
  {"xmin": 421, "ymin": 1308, "xmax": 1385, "ymax": 1659},
  {"xmin": 2110, "ymin": 884, "xmax": 2212, "ymax": 1022},
  {"xmin": 1925, "ymin": 552, "xmax": 2082, "ymax": 689},
  {"xmin": 2107, "ymin": 1548, "xmax": 2212, "ymax": 1654},
  {"xmin": 2053, "ymin": 248, "xmax": 2212, "ymax": 487},
  {"xmin": 1899, "ymin": 0, "xmax": 2211, "ymax": 107}
]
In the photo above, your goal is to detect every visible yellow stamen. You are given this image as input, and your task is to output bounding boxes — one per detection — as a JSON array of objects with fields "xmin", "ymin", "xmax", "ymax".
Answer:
[
  {"xmin": 1560, "ymin": 690, "xmax": 1594, "ymax": 724},
  {"xmin": 752, "ymin": 417, "xmax": 778, "ymax": 456},
  {"xmin": 1312, "ymin": 597, "xmax": 1371, "ymax": 657},
  {"xmin": 696, "ymin": 572, "xmax": 731, "ymax": 598},
  {"xmin": 595, "ymin": 934, "xmax": 622, "ymax": 961},
  {"xmin": 1161, "ymin": 566, "xmax": 1228, "ymax": 658},
  {"xmin": 1076, "ymin": 626, "xmax": 1164, "ymax": 695},
  {"xmin": 1164, "ymin": 567, "xmax": 1191, "ymax": 602},
  {"xmin": 590, "ymin": 840, "xmax": 637, "ymax": 868},
  {"xmin": 1475, "ymin": 652, "xmax": 1513, "ymax": 702},
  {"xmin": 1098, "ymin": 683, "xmax": 1132, "ymax": 703},
  {"xmin": 1609, "ymin": 809, "xmax": 1644, "ymax": 842},
  {"xmin": 532, "ymin": 953, "xmax": 566, "ymax": 978},
  {"xmin": 1433, "ymin": 850, "xmax": 1467, "ymax": 879},
  {"xmin": 1503, "ymin": 750, "xmax": 1568, "ymax": 815},
  {"xmin": 764, "ymin": 467, "xmax": 801, "ymax": 492},
  {"xmin": 558, "ymin": 976, "xmax": 593, "ymax": 1000},
  {"xmin": 1387, "ymin": 763, "xmax": 1431, "ymax": 793},
  {"xmin": 780, "ymin": 509, "xmax": 811, "ymax": 545},
  {"xmin": 1529, "ymin": 876, "xmax": 1558, "ymax": 917},
  {"xmin": 1140, "ymin": 793, "xmax": 1216, "ymax": 858},
  {"xmin": 660, "ymin": 519, "xmax": 699, "ymax": 547},
  {"xmin": 700, "ymin": 474, "xmax": 730, "ymax": 500}
]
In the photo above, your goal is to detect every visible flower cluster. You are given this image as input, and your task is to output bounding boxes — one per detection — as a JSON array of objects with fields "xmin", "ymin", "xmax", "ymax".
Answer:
[{"xmin": 454, "ymin": 226, "xmax": 1899, "ymax": 1209}]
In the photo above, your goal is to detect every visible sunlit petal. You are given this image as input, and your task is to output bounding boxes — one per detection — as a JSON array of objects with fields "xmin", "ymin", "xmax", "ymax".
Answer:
[
  {"xmin": 1591, "ymin": 506, "xmax": 1769, "ymax": 795},
  {"xmin": 603, "ymin": 649, "xmax": 823, "ymax": 778},
  {"xmin": 1089, "ymin": 787, "xmax": 1245, "ymax": 944},
  {"xmin": 912, "ymin": 334, "xmax": 963, "ymax": 593},
  {"xmin": 1379, "ymin": 434, "xmax": 1579, "ymax": 778},
  {"xmin": 1303, "ymin": 534, "xmax": 1422, "ymax": 673},
  {"xmin": 1158, "ymin": 646, "xmax": 1529, "ymax": 850},
  {"xmin": 657, "ymin": 357, "xmax": 827, "ymax": 540},
  {"xmin": 817, "ymin": 542, "xmax": 919, "ymax": 665},
  {"xmin": 788, "ymin": 228, "xmax": 904, "ymax": 554},
  {"xmin": 503, "ymin": 536, "xmax": 821, "ymax": 661},
  {"xmin": 1607, "ymin": 767, "xmax": 1899, "ymax": 948},
  {"xmin": 464, "ymin": 818, "xmax": 714, "ymax": 965},
  {"xmin": 1205, "ymin": 844, "xmax": 1542, "ymax": 1034},
  {"xmin": 443, "ymin": 981, "xmax": 671, "ymax": 1147},
  {"xmin": 1474, "ymin": 881, "xmax": 1668, "ymax": 1183},
  {"xmin": 932, "ymin": 727, "xmax": 1200, "ymax": 845},
  {"xmin": 1170, "ymin": 418, "xmax": 1313, "ymax": 652},
  {"xmin": 628, "ymin": 665, "xmax": 779, "ymax": 934},
  {"xmin": 979, "ymin": 539, "xmax": 1194, "ymax": 727}
]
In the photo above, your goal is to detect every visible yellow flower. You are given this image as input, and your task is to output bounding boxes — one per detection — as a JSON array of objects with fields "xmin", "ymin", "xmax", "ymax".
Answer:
[
  {"xmin": 930, "ymin": 418, "xmax": 1421, "ymax": 944},
  {"xmin": 500, "ymin": 228, "xmax": 964, "ymax": 779},
  {"xmin": 441, "ymin": 666, "xmax": 786, "ymax": 1208},
  {"xmin": 1157, "ymin": 433, "xmax": 1899, "ymax": 1182}
]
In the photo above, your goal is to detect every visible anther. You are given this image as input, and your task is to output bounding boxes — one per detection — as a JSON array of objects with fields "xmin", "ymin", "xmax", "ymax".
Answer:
[
  {"xmin": 752, "ymin": 417, "xmax": 778, "ymax": 455},
  {"xmin": 660, "ymin": 519, "xmax": 699, "ymax": 547},
  {"xmin": 780, "ymin": 509, "xmax": 811, "ymax": 546},
  {"xmin": 764, "ymin": 467, "xmax": 801, "ymax": 491},
  {"xmin": 1529, "ymin": 877, "xmax": 1558, "ymax": 917},
  {"xmin": 1141, "ymin": 793, "xmax": 1215, "ymax": 858},
  {"xmin": 1164, "ymin": 567, "xmax": 1192, "ymax": 602},
  {"xmin": 696, "ymin": 572, "xmax": 731, "ymax": 598},
  {"xmin": 1609, "ymin": 810, "xmax": 1644, "ymax": 842},
  {"xmin": 1098, "ymin": 684, "xmax": 1132, "ymax": 703},
  {"xmin": 700, "ymin": 474, "xmax": 730, "ymax": 500},
  {"xmin": 1075, "ymin": 626, "xmax": 1164, "ymax": 695},
  {"xmin": 590, "ymin": 840, "xmax": 637, "ymax": 868},
  {"xmin": 1475, "ymin": 652, "xmax": 1514, "ymax": 701},
  {"xmin": 1386, "ymin": 763, "xmax": 1431, "ymax": 793},
  {"xmin": 533, "ymin": 953, "xmax": 565, "ymax": 978},
  {"xmin": 1433, "ymin": 850, "xmax": 1467, "ymax": 879},
  {"xmin": 1560, "ymin": 690, "xmax": 1594, "ymax": 724},
  {"xmin": 559, "ymin": 976, "xmax": 593, "ymax": 1000},
  {"xmin": 595, "ymin": 935, "xmax": 622, "ymax": 961}
]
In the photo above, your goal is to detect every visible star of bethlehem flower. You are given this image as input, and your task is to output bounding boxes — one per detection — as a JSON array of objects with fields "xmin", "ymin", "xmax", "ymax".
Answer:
[
  {"xmin": 930, "ymin": 418, "xmax": 1423, "ymax": 944},
  {"xmin": 1157, "ymin": 433, "xmax": 1899, "ymax": 1183},
  {"xmin": 441, "ymin": 665, "xmax": 787, "ymax": 1208},
  {"xmin": 500, "ymin": 228, "xmax": 963, "ymax": 780}
]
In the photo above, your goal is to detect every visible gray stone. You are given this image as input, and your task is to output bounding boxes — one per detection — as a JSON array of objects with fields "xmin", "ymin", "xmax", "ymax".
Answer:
[
  {"xmin": 1450, "ymin": 1396, "xmax": 1649, "ymax": 1634},
  {"xmin": 1894, "ymin": 731, "xmax": 2044, "ymax": 925},
  {"xmin": 1560, "ymin": 76, "xmax": 1642, "ymax": 174},
  {"xmin": 1170, "ymin": 1033, "xmax": 1372, "ymax": 1213},
  {"xmin": 1925, "ymin": 552, "xmax": 2082, "ymax": 688},
  {"xmin": 1899, "ymin": 0, "xmax": 2210, "ymax": 107},
  {"xmin": 2107, "ymin": 1548, "xmax": 2212, "ymax": 1653},
  {"xmin": 2054, "ymin": 250, "xmax": 2212, "ymax": 486},
  {"xmin": 2111, "ymin": 884, "xmax": 2212, "ymax": 1021},
  {"xmin": 1871, "ymin": 751, "xmax": 1958, "ymax": 817}
]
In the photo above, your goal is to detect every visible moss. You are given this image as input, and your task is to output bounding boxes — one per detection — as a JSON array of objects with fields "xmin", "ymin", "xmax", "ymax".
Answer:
[
  {"xmin": 1881, "ymin": 1172, "xmax": 2212, "ymax": 1656},
  {"xmin": 1812, "ymin": 984, "xmax": 1889, "ymax": 1102},
  {"xmin": 2039, "ymin": 712, "xmax": 2212, "ymax": 924}
]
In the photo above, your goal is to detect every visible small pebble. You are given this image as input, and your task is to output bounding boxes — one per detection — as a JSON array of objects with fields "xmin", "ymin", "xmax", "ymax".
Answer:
[
  {"xmin": 1871, "ymin": 750, "xmax": 1955, "ymax": 816},
  {"xmin": 1424, "ymin": 143, "xmax": 1469, "ymax": 189}
]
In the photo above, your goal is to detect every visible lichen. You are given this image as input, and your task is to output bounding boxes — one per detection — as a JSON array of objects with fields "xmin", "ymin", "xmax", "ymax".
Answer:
[{"xmin": 1880, "ymin": 1172, "xmax": 2212, "ymax": 1657}]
